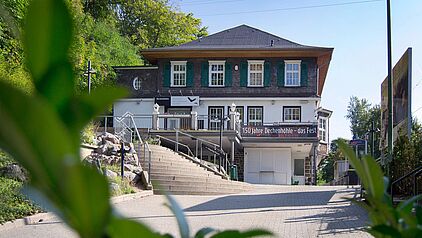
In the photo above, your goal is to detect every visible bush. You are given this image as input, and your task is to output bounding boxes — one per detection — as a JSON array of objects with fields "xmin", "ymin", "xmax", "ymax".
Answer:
[{"xmin": 0, "ymin": 177, "xmax": 40, "ymax": 224}]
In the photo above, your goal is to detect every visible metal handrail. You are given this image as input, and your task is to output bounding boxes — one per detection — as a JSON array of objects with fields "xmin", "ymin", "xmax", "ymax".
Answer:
[
  {"xmin": 155, "ymin": 135, "xmax": 228, "ymax": 177},
  {"xmin": 391, "ymin": 165, "xmax": 422, "ymax": 199},
  {"xmin": 128, "ymin": 115, "xmax": 152, "ymax": 185},
  {"xmin": 155, "ymin": 135, "xmax": 195, "ymax": 158},
  {"xmin": 176, "ymin": 130, "xmax": 230, "ymax": 172}
]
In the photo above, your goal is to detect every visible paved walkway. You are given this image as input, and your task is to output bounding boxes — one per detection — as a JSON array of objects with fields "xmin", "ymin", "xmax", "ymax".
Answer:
[{"xmin": 0, "ymin": 185, "xmax": 372, "ymax": 238}]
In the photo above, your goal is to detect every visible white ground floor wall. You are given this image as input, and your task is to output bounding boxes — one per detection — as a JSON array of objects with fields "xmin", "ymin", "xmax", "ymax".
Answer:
[{"xmin": 244, "ymin": 148, "xmax": 306, "ymax": 185}]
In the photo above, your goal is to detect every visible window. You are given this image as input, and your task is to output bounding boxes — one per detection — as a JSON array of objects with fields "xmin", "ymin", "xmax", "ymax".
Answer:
[
  {"xmin": 248, "ymin": 60, "xmax": 264, "ymax": 87},
  {"xmin": 248, "ymin": 107, "xmax": 263, "ymax": 125},
  {"xmin": 209, "ymin": 61, "xmax": 225, "ymax": 86},
  {"xmin": 209, "ymin": 107, "xmax": 224, "ymax": 130},
  {"xmin": 171, "ymin": 61, "xmax": 187, "ymax": 87},
  {"xmin": 285, "ymin": 60, "xmax": 301, "ymax": 86},
  {"xmin": 283, "ymin": 106, "xmax": 301, "ymax": 122},
  {"xmin": 319, "ymin": 117, "xmax": 327, "ymax": 142},
  {"xmin": 294, "ymin": 159, "xmax": 305, "ymax": 176},
  {"xmin": 132, "ymin": 77, "xmax": 141, "ymax": 90}
]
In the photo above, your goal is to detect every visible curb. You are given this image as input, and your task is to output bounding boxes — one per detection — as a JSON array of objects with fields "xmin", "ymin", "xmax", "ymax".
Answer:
[
  {"xmin": 111, "ymin": 190, "xmax": 154, "ymax": 204},
  {"xmin": 0, "ymin": 190, "xmax": 154, "ymax": 231},
  {"xmin": 0, "ymin": 212, "xmax": 56, "ymax": 231}
]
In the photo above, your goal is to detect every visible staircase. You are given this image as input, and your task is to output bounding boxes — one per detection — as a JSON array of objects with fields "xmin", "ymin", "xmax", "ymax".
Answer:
[{"xmin": 139, "ymin": 144, "xmax": 253, "ymax": 195}]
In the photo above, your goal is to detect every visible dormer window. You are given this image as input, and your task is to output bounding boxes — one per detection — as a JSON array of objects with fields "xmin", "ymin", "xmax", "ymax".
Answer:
[
  {"xmin": 171, "ymin": 61, "xmax": 187, "ymax": 87},
  {"xmin": 248, "ymin": 60, "xmax": 264, "ymax": 87},
  {"xmin": 284, "ymin": 60, "xmax": 301, "ymax": 87},
  {"xmin": 209, "ymin": 61, "xmax": 225, "ymax": 87}
]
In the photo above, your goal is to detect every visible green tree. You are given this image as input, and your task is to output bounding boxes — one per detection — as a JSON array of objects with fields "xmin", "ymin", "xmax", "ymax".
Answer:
[
  {"xmin": 346, "ymin": 96, "xmax": 381, "ymax": 158},
  {"xmin": 117, "ymin": 0, "xmax": 208, "ymax": 51},
  {"xmin": 317, "ymin": 138, "xmax": 347, "ymax": 184}
]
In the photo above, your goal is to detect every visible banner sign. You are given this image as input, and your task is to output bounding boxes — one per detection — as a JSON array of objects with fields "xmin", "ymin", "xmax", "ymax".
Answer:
[
  {"xmin": 349, "ymin": 139, "xmax": 366, "ymax": 147},
  {"xmin": 380, "ymin": 48, "xmax": 412, "ymax": 148},
  {"xmin": 171, "ymin": 96, "xmax": 199, "ymax": 106},
  {"xmin": 241, "ymin": 125, "xmax": 318, "ymax": 138}
]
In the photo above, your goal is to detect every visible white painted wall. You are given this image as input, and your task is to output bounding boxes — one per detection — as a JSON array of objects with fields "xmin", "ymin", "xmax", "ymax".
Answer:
[
  {"xmin": 197, "ymin": 98, "xmax": 318, "ymax": 128},
  {"xmin": 113, "ymin": 97, "xmax": 319, "ymax": 130},
  {"xmin": 244, "ymin": 148, "xmax": 292, "ymax": 185},
  {"xmin": 113, "ymin": 99, "xmax": 155, "ymax": 128}
]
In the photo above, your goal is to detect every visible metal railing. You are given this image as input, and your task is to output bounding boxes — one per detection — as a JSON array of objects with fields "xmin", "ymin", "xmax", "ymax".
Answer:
[
  {"xmin": 390, "ymin": 165, "xmax": 422, "ymax": 201},
  {"xmin": 156, "ymin": 130, "xmax": 230, "ymax": 178}
]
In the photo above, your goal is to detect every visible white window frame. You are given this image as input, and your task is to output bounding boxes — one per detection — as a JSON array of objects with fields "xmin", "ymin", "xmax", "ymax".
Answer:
[
  {"xmin": 208, "ymin": 60, "xmax": 225, "ymax": 87},
  {"xmin": 319, "ymin": 117, "xmax": 327, "ymax": 143},
  {"xmin": 283, "ymin": 107, "xmax": 301, "ymax": 122},
  {"xmin": 284, "ymin": 60, "xmax": 301, "ymax": 87},
  {"xmin": 132, "ymin": 77, "xmax": 141, "ymax": 90},
  {"xmin": 248, "ymin": 107, "xmax": 263, "ymax": 125},
  {"xmin": 247, "ymin": 60, "xmax": 264, "ymax": 87},
  {"xmin": 209, "ymin": 107, "xmax": 224, "ymax": 130},
  {"xmin": 170, "ymin": 61, "xmax": 187, "ymax": 87}
]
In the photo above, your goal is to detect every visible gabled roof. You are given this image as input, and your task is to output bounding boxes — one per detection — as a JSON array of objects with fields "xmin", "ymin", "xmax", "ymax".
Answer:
[
  {"xmin": 141, "ymin": 24, "xmax": 334, "ymax": 96},
  {"xmin": 151, "ymin": 24, "xmax": 324, "ymax": 50}
]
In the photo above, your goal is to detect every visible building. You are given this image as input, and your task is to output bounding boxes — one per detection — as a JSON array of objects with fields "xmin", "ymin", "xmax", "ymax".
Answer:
[{"xmin": 113, "ymin": 25, "xmax": 333, "ymax": 185}]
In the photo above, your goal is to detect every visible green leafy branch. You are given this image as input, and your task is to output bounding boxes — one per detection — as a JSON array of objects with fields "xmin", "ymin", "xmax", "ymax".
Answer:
[
  {"xmin": 0, "ymin": 0, "xmax": 271, "ymax": 237},
  {"xmin": 338, "ymin": 141, "xmax": 422, "ymax": 238}
]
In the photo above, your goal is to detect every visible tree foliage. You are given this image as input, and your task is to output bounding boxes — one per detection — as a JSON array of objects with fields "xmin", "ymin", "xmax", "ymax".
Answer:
[
  {"xmin": 1, "ymin": 0, "xmax": 207, "ymax": 94},
  {"xmin": 317, "ymin": 138, "xmax": 348, "ymax": 184},
  {"xmin": 389, "ymin": 120, "xmax": 422, "ymax": 196},
  {"xmin": 0, "ymin": 1, "xmax": 270, "ymax": 237},
  {"xmin": 117, "ymin": 0, "xmax": 208, "ymax": 50},
  {"xmin": 346, "ymin": 96, "xmax": 381, "ymax": 158}
]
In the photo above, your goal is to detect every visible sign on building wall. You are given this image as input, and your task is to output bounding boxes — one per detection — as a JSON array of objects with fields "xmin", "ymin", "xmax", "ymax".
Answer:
[
  {"xmin": 171, "ymin": 96, "xmax": 199, "ymax": 106},
  {"xmin": 241, "ymin": 125, "xmax": 318, "ymax": 138}
]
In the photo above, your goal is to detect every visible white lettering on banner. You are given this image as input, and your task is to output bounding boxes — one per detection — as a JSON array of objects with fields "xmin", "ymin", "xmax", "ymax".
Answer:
[{"xmin": 242, "ymin": 125, "xmax": 318, "ymax": 138}]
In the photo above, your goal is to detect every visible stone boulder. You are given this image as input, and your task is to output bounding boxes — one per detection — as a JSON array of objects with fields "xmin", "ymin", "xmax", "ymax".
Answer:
[{"xmin": 0, "ymin": 163, "xmax": 27, "ymax": 182}]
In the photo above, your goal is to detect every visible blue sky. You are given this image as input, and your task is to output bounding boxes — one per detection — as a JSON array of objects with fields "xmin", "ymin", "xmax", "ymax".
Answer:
[{"xmin": 175, "ymin": 0, "xmax": 422, "ymax": 141}]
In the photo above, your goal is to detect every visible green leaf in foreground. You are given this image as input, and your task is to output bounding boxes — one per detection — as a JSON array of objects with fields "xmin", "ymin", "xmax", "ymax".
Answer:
[{"xmin": 210, "ymin": 229, "xmax": 273, "ymax": 238}]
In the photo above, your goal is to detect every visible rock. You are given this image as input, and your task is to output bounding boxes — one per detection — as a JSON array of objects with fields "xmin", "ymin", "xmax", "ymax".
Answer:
[
  {"xmin": 104, "ymin": 169, "xmax": 118, "ymax": 178},
  {"xmin": 0, "ymin": 164, "xmax": 27, "ymax": 182},
  {"xmin": 109, "ymin": 182, "xmax": 120, "ymax": 194},
  {"xmin": 132, "ymin": 167, "xmax": 143, "ymax": 175},
  {"xmin": 123, "ymin": 171, "xmax": 137, "ymax": 182},
  {"xmin": 103, "ymin": 132, "xmax": 120, "ymax": 144},
  {"xmin": 124, "ymin": 164, "xmax": 136, "ymax": 172},
  {"xmin": 132, "ymin": 174, "xmax": 142, "ymax": 184}
]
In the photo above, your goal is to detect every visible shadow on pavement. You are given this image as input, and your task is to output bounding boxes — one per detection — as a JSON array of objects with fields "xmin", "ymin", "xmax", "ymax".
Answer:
[
  {"xmin": 284, "ymin": 201, "xmax": 369, "ymax": 236},
  {"xmin": 184, "ymin": 190, "xmax": 336, "ymax": 212}
]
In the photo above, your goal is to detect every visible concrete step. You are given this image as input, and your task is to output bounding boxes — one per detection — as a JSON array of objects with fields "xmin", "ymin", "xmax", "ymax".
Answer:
[
  {"xmin": 140, "ymin": 159, "xmax": 200, "ymax": 168},
  {"xmin": 153, "ymin": 184, "xmax": 247, "ymax": 194},
  {"xmin": 148, "ymin": 167, "xmax": 216, "ymax": 176},
  {"xmin": 150, "ymin": 173, "xmax": 225, "ymax": 181},
  {"xmin": 152, "ymin": 179, "xmax": 251, "ymax": 189}
]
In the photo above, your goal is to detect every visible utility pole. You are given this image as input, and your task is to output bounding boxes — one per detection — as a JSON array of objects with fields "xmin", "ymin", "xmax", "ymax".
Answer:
[
  {"xmin": 386, "ymin": 0, "xmax": 393, "ymax": 176},
  {"xmin": 84, "ymin": 60, "xmax": 96, "ymax": 94}
]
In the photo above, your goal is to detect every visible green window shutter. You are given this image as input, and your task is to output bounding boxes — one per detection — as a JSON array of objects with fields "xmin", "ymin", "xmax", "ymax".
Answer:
[
  {"xmin": 240, "ymin": 61, "xmax": 248, "ymax": 87},
  {"xmin": 225, "ymin": 62, "xmax": 232, "ymax": 87},
  {"xmin": 163, "ymin": 62, "xmax": 170, "ymax": 87},
  {"xmin": 201, "ymin": 61, "xmax": 209, "ymax": 87},
  {"xmin": 277, "ymin": 61, "xmax": 285, "ymax": 87},
  {"xmin": 300, "ymin": 62, "xmax": 308, "ymax": 87},
  {"xmin": 264, "ymin": 61, "xmax": 271, "ymax": 87},
  {"xmin": 186, "ymin": 62, "xmax": 194, "ymax": 87}
]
